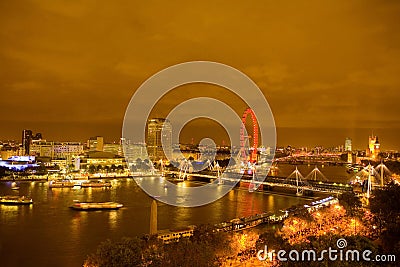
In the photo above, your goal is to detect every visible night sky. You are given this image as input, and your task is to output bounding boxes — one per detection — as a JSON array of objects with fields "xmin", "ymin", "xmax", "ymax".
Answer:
[{"xmin": 1, "ymin": 1, "xmax": 399, "ymax": 150}]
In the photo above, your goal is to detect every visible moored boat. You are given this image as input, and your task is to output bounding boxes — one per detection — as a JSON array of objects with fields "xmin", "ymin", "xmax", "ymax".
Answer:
[
  {"xmin": 69, "ymin": 202, "xmax": 123, "ymax": 210},
  {"xmin": 49, "ymin": 180, "xmax": 77, "ymax": 188},
  {"xmin": 0, "ymin": 195, "xmax": 33, "ymax": 205}
]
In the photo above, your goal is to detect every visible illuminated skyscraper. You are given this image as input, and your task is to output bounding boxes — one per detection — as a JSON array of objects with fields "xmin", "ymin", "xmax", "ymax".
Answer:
[
  {"xmin": 22, "ymin": 129, "xmax": 33, "ymax": 155},
  {"xmin": 21, "ymin": 130, "xmax": 43, "ymax": 155},
  {"xmin": 345, "ymin": 138, "xmax": 352, "ymax": 152},
  {"xmin": 147, "ymin": 118, "xmax": 172, "ymax": 161}
]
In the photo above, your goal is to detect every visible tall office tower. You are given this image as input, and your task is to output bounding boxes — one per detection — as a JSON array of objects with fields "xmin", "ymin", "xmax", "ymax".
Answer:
[
  {"xmin": 344, "ymin": 138, "xmax": 353, "ymax": 163},
  {"xmin": 147, "ymin": 118, "xmax": 172, "ymax": 161},
  {"xmin": 22, "ymin": 129, "xmax": 33, "ymax": 155},
  {"xmin": 345, "ymin": 138, "xmax": 352, "ymax": 152}
]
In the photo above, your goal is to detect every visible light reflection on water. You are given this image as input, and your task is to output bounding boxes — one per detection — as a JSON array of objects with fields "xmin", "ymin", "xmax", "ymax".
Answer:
[
  {"xmin": 70, "ymin": 211, "xmax": 87, "ymax": 240},
  {"xmin": 0, "ymin": 168, "xmax": 336, "ymax": 267},
  {"xmin": 108, "ymin": 210, "xmax": 118, "ymax": 230},
  {"xmin": 0, "ymin": 205, "xmax": 19, "ymax": 224}
]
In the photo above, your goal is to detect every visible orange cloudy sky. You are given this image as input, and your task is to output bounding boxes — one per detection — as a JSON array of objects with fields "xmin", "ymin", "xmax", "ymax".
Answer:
[{"xmin": 1, "ymin": 0, "xmax": 399, "ymax": 149}]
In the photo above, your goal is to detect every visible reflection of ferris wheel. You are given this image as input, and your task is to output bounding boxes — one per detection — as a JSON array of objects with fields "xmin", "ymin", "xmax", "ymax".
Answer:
[{"xmin": 240, "ymin": 108, "xmax": 259, "ymax": 163}]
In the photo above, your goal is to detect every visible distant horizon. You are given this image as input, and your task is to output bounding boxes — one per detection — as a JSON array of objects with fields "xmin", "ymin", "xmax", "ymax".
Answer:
[{"xmin": 1, "ymin": 126, "xmax": 399, "ymax": 152}]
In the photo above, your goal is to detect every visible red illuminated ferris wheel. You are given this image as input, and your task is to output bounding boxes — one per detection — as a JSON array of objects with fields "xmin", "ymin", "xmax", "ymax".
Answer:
[{"xmin": 240, "ymin": 108, "xmax": 259, "ymax": 163}]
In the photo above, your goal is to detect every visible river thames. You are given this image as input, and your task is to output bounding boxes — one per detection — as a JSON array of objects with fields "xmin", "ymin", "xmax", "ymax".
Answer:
[{"xmin": 0, "ymin": 164, "xmax": 351, "ymax": 267}]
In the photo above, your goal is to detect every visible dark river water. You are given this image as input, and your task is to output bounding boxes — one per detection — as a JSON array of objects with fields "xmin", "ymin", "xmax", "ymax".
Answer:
[{"xmin": 0, "ymin": 164, "xmax": 351, "ymax": 267}]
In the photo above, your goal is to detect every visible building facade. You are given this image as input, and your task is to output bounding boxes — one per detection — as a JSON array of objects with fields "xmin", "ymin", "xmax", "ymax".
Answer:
[
  {"xmin": 345, "ymin": 138, "xmax": 352, "ymax": 152},
  {"xmin": 30, "ymin": 141, "xmax": 84, "ymax": 159},
  {"xmin": 103, "ymin": 143, "xmax": 123, "ymax": 156},
  {"xmin": 367, "ymin": 135, "xmax": 380, "ymax": 159},
  {"xmin": 22, "ymin": 129, "xmax": 32, "ymax": 155},
  {"xmin": 79, "ymin": 151, "xmax": 127, "ymax": 171},
  {"xmin": 147, "ymin": 118, "xmax": 172, "ymax": 161},
  {"xmin": 123, "ymin": 142, "xmax": 148, "ymax": 161},
  {"xmin": 87, "ymin": 136, "xmax": 104, "ymax": 152},
  {"xmin": 22, "ymin": 129, "xmax": 42, "ymax": 155}
]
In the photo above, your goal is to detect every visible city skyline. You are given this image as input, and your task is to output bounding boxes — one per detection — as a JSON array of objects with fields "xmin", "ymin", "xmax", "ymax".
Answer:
[
  {"xmin": 0, "ymin": 126, "xmax": 395, "ymax": 153},
  {"xmin": 1, "ymin": 1, "xmax": 400, "ymax": 148}
]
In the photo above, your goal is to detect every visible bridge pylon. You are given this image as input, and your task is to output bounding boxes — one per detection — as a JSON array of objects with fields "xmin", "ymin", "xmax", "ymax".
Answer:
[
  {"xmin": 286, "ymin": 167, "xmax": 307, "ymax": 196},
  {"xmin": 375, "ymin": 161, "xmax": 391, "ymax": 187},
  {"xmin": 305, "ymin": 166, "xmax": 328, "ymax": 181}
]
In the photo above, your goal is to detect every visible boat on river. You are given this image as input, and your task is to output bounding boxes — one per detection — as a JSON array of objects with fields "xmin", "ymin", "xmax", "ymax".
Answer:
[
  {"xmin": 0, "ymin": 195, "xmax": 33, "ymax": 205},
  {"xmin": 81, "ymin": 180, "xmax": 112, "ymax": 188},
  {"xmin": 11, "ymin": 182, "xmax": 20, "ymax": 190},
  {"xmin": 69, "ymin": 202, "xmax": 123, "ymax": 211},
  {"xmin": 49, "ymin": 180, "xmax": 77, "ymax": 188}
]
